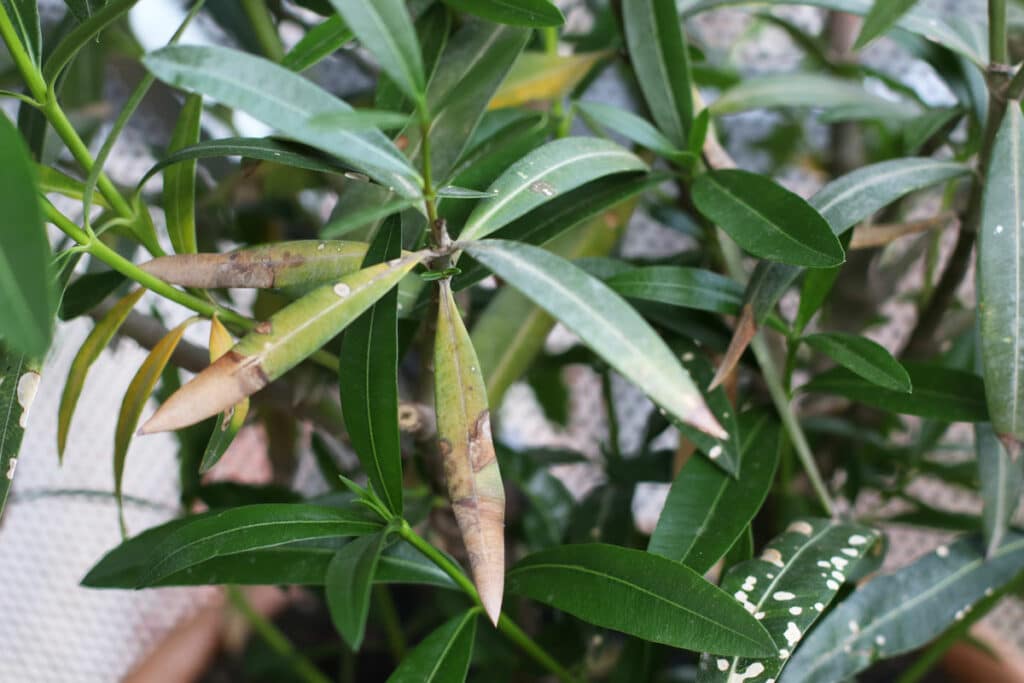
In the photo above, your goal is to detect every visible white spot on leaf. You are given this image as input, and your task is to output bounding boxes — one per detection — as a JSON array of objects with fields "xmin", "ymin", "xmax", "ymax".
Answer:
[
  {"xmin": 773, "ymin": 591, "xmax": 796, "ymax": 601},
  {"xmin": 784, "ymin": 622, "xmax": 801, "ymax": 646},
  {"xmin": 936, "ymin": 545, "xmax": 949, "ymax": 558},
  {"xmin": 16, "ymin": 372, "xmax": 40, "ymax": 429},
  {"xmin": 848, "ymin": 534, "xmax": 868, "ymax": 546},
  {"xmin": 709, "ymin": 444, "xmax": 723, "ymax": 460},
  {"xmin": 788, "ymin": 521, "xmax": 814, "ymax": 535},
  {"xmin": 789, "ymin": 606, "xmax": 803, "ymax": 615},
  {"xmin": 333, "ymin": 283, "xmax": 351, "ymax": 298},
  {"xmin": 762, "ymin": 548, "xmax": 784, "ymax": 567}
]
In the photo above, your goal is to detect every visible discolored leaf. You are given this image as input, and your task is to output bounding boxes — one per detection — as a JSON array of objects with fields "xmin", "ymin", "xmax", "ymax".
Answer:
[
  {"xmin": 140, "ymin": 241, "xmax": 370, "ymax": 293},
  {"xmin": 198, "ymin": 317, "xmax": 249, "ymax": 474},
  {"xmin": 0, "ymin": 113, "xmax": 55, "ymax": 358},
  {"xmin": 783, "ymin": 533, "xmax": 1024, "ymax": 682},
  {"xmin": 488, "ymin": 51, "xmax": 606, "ymax": 110},
  {"xmin": 691, "ymin": 170, "xmax": 844, "ymax": 268},
  {"xmin": 465, "ymin": 240, "xmax": 726, "ymax": 439},
  {"xmin": 58, "ymin": 288, "xmax": 146, "ymax": 461},
  {"xmin": 979, "ymin": 105, "xmax": 1024, "ymax": 446},
  {"xmin": 649, "ymin": 413, "xmax": 779, "ymax": 572},
  {"xmin": 135, "ymin": 503, "xmax": 384, "ymax": 587},
  {"xmin": 0, "ymin": 346, "xmax": 40, "ymax": 521},
  {"xmin": 854, "ymin": 0, "xmax": 921, "ymax": 48},
  {"xmin": 141, "ymin": 252, "xmax": 427, "ymax": 434},
  {"xmin": 115, "ymin": 318, "xmax": 198, "ymax": 525},
  {"xmin": 339, "ymin": 221, "xmax": 404, "ymax": 514},
  {"xmin": 698, "ymin": 519, "xmax": 880, "ymax": 682},
  {"xmin": 327, "ymin": 531, "xmax": 388, "ymax": 649},
  {"xmin": 143, "ymin": 45, "xmax": 423, "ymax": 197},
  {"xmin": 329, "ymin": 0, "xmax": 426, "ymax": 104},
  {"xmin": 434, "ymin": 279, "xmax": 505, "ymax": 625},
  {"xmin": 282, "ymin": 15, "xmax": 352, "ymax": 72},
  {"xmin": 506, "ymin": 543, "xmax": 776, "ymax": 656},
  {"xmin": 164, "ymin": 93, "xmax": 202, "ymax": 255},
  {"xmin": 802, "ymin": 332, "xmax": 911, "ymax": 393},
  {"xmin": 386, "ymin": 609, "xmax": 478, "ymax": 683},
  {"xmin": 622, "ymin": 0, "xmax": 694, "ymax": 148},
  {"xmin": 441, "ymin": 0, "xmax": 563, "ymax": 27},
  {"xmin": 801, "ymin": 363, "xmax": 988, "ymax": 422},
  {"xmin": 459, "ymin": 138, "xmax": 646, "ymax": 241}
]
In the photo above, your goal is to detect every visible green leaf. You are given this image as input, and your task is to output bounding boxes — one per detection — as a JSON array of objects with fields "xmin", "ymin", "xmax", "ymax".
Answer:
[
  {"xmin": 441, "ymin": 0, "xmax": 563, "ymax": 27},
  {"xmin": 307, "ymin": 108, "xmax": 413, "ymax": 131},
  {"xmin": 329, "ymin": 0, "xmax": 425, "ymax": 103},
  {"xmin": 783, "ymin": 533, "xmax": 1024, "ymax": 682},
  {"xmin": 58, "ymin": 270, "xmax": 125, "ymax": 320},
  {"xmin": 143, "ymin": 45, "xmax": 423, "ymax": 197},
  {"xmin": 802, "ymin": 332, "xmax": 911, "ymax": 393},
  {"xmin": 141, "ymin": 252, "xmax": 428, "ymax": 434},
  {"xmin": 135, "ymin": 503, "xmax": 383, "ymax": 586},
  {"xmin": 650, "ymin": 413, "xmax": 780, "ymax": 573},
  {"xmin": 977, "ymin": 423, "xmax": 1022, "ymax": 557},
  {"xmin": 692, "ymin": 170, "xmax": 844, "ymax": 268},
  {"xmin": 43, "ymin": 0, "xmax": 135, "ymax": 83},
  {"xmin": 507, "ymin": 543, "xmax": 776, "ymax": 656},
  {"xmin": 37, "ymin": 165, "xmax": 111, "ymax": 208},
  {"xmin": 855, "ymin": 0, "xmax": 921, "ymax": 48},
  {"xmin": 58, "ymin": 288, "xmax": 145, "ymax": 461},
  {"xmin": 327, "ymin": 531, "xmax": 388, "ymax": 649},
  {"xmin": 622, "ymin": 0, "xmax": 694, "ymax": 148},
  {"xmin": 607, "ymin": 265, "xmax": 745, "ymax": 317},
  {"xmin": 282, "ymin": 15, "xmax": 352, "ymax": 72},
  {"xmin": 387, "ymin": 610, "xmax": 478, "ymax": 683},
  {"xmin": 709, "ymin": 73, "xmax": 920, "ymax": 122},
  {"xmin": 0, "ymin": 114, "xmax": 55, "ymax": 357},
  {"xmin": 0, "ymin": 346, "xmax": 40, "ymax": 521},
  {"xmin": 3, "ymin": 0, "xmax": 41, "ymax": 66},
  {"xmin": 980, "ymin": 105, "xmax": 1024, "ymax": 444},
  {"xmin": 405, "ymin": 21, "xmax": 529, "ymax": 183},
  {"xmin": 339, "ymin": 219, "xmax": 404, "ymax": 514},
  {"xmin": 575, "ymin": 100, "xmax": 686, "ymax": 160},
  {"xmin": 699, "ymin": 519, "xmax": 880, "ymax": 682},
  {"xmin": 164, "ymin": 93, "xmax": 202, "ymax": 254},
  {"xmin": 459, "ymin": 138, "xmax": 647, "ymax": 241},
  {"xmin": 801, "ymin": 363, "xmax": 988, "ymax": 422},
  {"xmin": 465, "ymin": 240, "xmax": 726, "ymax": 439}
]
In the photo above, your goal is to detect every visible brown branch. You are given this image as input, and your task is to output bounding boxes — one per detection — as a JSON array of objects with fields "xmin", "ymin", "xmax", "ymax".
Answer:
[{"xmin": 849, "ymin": 212, "xmax": 959, "ymax": 250}]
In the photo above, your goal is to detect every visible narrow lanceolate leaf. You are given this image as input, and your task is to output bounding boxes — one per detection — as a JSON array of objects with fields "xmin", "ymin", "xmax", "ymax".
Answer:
[
  {"xmin": 58, "ymin": 288, "xmax": 146, "ymax": 461},
  {"xmin": 282, "ymin": 14, "xmax": 352, "ymax": 72},
  {"xmin": 38, "ymin": 165, "xmax": 111, "ymax": 208},
  {"xmin": 59, "ymin": 270, "xmax": 126, "ymax": 321},
  {"xmin": 307, "ymin": 108, "xmax": 412, "ymax": 132},
  {"xmin": 607, "ymin": 266, "xmax": 745, "ymax": 317},
  {"xmin": 327, "ymin": 531, "xmax": 388, "ymax": 649},
  {"xmin": 649, "ymin": 413, "xmax": 780, "ymax": 573},
  {"xmin": 116, "ymin": 318, "xmax": 198, "ymax": 523},
  {"xmin": 488, "ymin": 51, "xmax": 606, "ymax": 110},
  {"xmin": 435, "ymin": 279, "xmax": 505, "ymax": 625},
  {"xmin": 164, "ymin": 93, "xmax": 202, "ymax": 254},
  {"xmin": 460, "ymin": 138, "xmax": 647, "ymax": 241},
  {"xmin": 140, "ymin": 240, "xmax": 370, "ymax": 292},
  {"xmin": 339, "ymin": 220, "xmax": 404, "ymax": 514},
  {"xmin": 2, "ymin": 0, "xmax": 41, "ymax": 66},
  {"xmin": 387, "ymin": 610, "xmax": 478, "ymax": 683},
  {"xmin": 976, "ymin": 423, "xmax": 1022, "ymax": 557},
  {"xmin": 329, "ymin": 0, "xmax": 425, "ymax": 103},
  {"xmin": 199, "ymin": 317, "xmax": 249, "ymax": 474},
  {"xmin": 979, "ymin": 106, "xmax": 1024, "ymax": 447},
  {"xmin": 0, "ymin": 346, "xmax": 40, "ymax": 520},
  {"xmin": 507, "ymin": 544, "xmax": 775, "ymax": 656},
  {"xmin": 136, "ymin": 503, "xmax": 383, "ymax": 587},
  {"xmin": 0, "ymin": 114, "xmax": 55, "ymax": 358},
  {"xmin": 854, "ymin": 0, "xmax": 919, "ymax": 48},
  {"xmin": 622, "ymin": 0, "xmax": 694, "ymax": 148},
  {"xmin": 802, "ymin": 332, "xmax": 911, "ymax": 393},
  {"xmin": 143, "ymin": 45, "xmax": 423, "ymax": 197},
  {"xmin": 698, "ymin": 519, "xmax": 880, "ymax": 683},
  {"xmin": 464, "ymin": 240, "xmax": 726, "ymax": 439},
  {"xmin": 692, "ymin": 170, "xmax": 844, "ymax": 268},
  {"xmin": 442, "ymin": 0, "xmax": 563, "ymax": 27},
  {"xmin": 576, "ymin": 100, "xmax": 687, "ymax": 161},
  {"xmin": 801, "ymin": 363, "xmax": 988, "ymax": 422},
  {"xmin": 141, "ymin": 252, "xmax": 427, "ymax": 434},
  {"xmin": 783, "ymin": 533, "xmax": 1024, "ymax": 682}
]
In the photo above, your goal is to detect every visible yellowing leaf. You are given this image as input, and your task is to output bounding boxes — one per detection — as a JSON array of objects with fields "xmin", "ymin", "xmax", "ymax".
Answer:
[
  {"xmin": 489, "ymin": 51, "xmax": 607, "ymax": 110},
  {"xmin": 434, "ymin": 279, "xmax": 505, "ymax": 625}
]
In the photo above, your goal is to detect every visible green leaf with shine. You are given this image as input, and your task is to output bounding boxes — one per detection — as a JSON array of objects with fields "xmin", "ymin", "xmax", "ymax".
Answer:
[
  {"xmin": 802, "ymin": 332, "xmax": 911, "ymax": 393},
  {"xmin": 387, "ymin": 609, "xmax": 478, "ymax": 682},
  {"xmin": 327, "ymin": 531, "xmax": 387, "ymax": 649},
  {"xmin": 506, "ymin": 543, "xmax": 776, "ymax": 656},
  {"xmin": 441, "ymin": 0, "xmax": 563, "ymax": 27}
]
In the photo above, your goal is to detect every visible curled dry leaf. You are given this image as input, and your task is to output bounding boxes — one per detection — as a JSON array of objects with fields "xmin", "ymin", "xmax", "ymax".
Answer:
[
  {"xmin": 434, "ymin": 278, "xmax": 505, "ymax": 625},
  {"xmin": 199, "ymin": 317, "xmax": 250, "ymax": 474},
  {"xmin": 140, "ymin": 240, "xmax": 370, "ymax": 292},
  {"xmin": 141, "ymin": 252, "xmax": 427, "ymax": 435}
]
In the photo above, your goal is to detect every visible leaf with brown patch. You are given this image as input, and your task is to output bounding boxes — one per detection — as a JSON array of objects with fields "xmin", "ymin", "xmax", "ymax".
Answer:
[
  {"xmin": 434, "ymin": 278, "xmax": 505, "ymax": 625},
  {"xmin": 198, "ymin": 317, "xmax": 250, "ymax": 474}
]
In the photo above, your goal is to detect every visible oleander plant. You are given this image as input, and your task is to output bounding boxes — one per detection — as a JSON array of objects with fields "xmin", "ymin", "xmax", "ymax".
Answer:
[{"xmin": 3, "ymin": 0, "xmax": 1024, "ymax": 680}]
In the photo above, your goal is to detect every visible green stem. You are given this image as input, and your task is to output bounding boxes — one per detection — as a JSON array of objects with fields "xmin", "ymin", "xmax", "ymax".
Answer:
[
  {"xmin": 990, "ymin": 0, "xmax": 1008, "ymax": 65},
  {"xmin": 397, "ymin": 522, "xmax": 580, "ymax": 683},
  {"xmin": 718, "ymin": 232, "xmax": 835, "ymax": 516},
  {"xmin": 225, "ymin": 586, "xmax": 332, "ymax": 683},
  {"xmin": 241, "ymin": 0, "xmax": 284, "ymax": 61}
]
